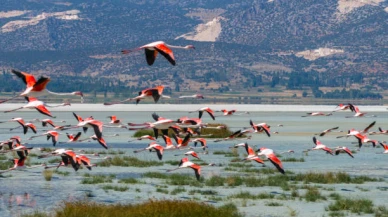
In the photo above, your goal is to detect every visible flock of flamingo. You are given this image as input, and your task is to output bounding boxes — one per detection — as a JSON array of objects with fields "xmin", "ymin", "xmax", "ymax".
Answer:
[{"xmin": 0, "ymin": 41, "xmax": 387, "ymax": 182}]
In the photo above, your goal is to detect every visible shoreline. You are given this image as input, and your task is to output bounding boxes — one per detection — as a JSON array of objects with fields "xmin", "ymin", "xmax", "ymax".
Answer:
[{"xmin": 0, "ymin": 103, "xmax": 386, "ymax": 112}]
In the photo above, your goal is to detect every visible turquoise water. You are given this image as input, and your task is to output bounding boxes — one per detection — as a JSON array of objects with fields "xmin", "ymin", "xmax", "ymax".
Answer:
[{"xmin": 0, "ymin": 110, "xmax": 387, "ymax": 216}]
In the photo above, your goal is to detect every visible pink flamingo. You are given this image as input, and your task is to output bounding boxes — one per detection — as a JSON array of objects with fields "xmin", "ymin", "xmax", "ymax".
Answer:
[{"xmin": 121, "ymin": 41, "xmax": 195, "ymax": 66}]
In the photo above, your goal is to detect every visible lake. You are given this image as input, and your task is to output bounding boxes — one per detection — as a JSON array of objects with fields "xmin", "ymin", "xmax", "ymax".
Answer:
[{"xmin": 0, "ymin": 105, "xmax": 387, "ymax": 217}]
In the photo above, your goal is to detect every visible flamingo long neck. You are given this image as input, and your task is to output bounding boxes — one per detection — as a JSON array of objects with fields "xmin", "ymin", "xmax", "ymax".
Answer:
[
  {"xmin": 47, "ymin": 90, "xmax": 75, "ymax": 96},
  {"xmin": 166, "ymin": 44, "xmax": 188, "ymax": 49}
]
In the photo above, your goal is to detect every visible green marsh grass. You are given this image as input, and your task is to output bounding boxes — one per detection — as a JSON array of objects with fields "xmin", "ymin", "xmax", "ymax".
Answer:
[
  {"xmin": 292, "ymin": 171, "xmax": 380, "ymax": 184},
  {"xmin": 281, "ymin": 157, "xmax": 305, "ymax": 162},
  {"xmin": 303, "ymin": 186, "xmax": 326, "ymax": 202},
  {"xmin": 170, "ymin": 187, "xmax": 186, "ymax": 195},
  {"xmin": 44, "ymin": 200, "xmax": 243, "ymax": 217},
  {"xmin": 97, "ymin": 156, "xmax": 161, "ymax": 167},
  {"xmin": 156, "ymin": 188, "xmax": 169, "ymax": 194},
  {"xmin": 228, "ymin": 191, "xmax": 275, "ymax": 200},
  {"xmin": 102, "ymin": 185, "xmax": 129, "ymax": 192},
  {"xmin": 54, "ymin": 170, "xmax": 70, "ymax": 176},
  {"xmin": 327, "ymin": 197, "xmax": 374, "ymax": 215},
  {"xmin": 81, "ymin": 174, "xmax": 114, "ymax": 184},
  {"xmin": 188, "ymin": 189, "xmax": 218, "ymax": 195},
  {"xmin": 0, "ymin": 155, "xmax": 7, "ymax": 160},
  {"xmin": 143, "ymin": 172, "xmax": 203, "ymax": 187},
  {"xmin": 266, "ymin": 201, "xmax": 283, "ymax": 206},
  {"xmin": 0, "ymin": 160, "xmax": 13, "ymax": 170},
  {"xmin": 43, "ymin": 170, "xmax": 54, "ymax": 181},
  {"xmin": 118, "ymin": 177, "xmax": 138, "ymax": 184}
]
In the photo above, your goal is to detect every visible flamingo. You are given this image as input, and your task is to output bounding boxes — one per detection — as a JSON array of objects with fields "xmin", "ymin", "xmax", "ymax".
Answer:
[
  {"xmin": 250, "ymin": 120, "xmax": 271, "ymax": 137},
  {"xmin": 0, "ymin": 69, "xmax": 83, "ymax": 103},
  {"xmin": 333, "ymin": 104, "xmax": 351, "ymax": 112},
  {"xmin": 354, "ymin": 133, "xmax": 378, "ymax": 149},
  {"xmin": 0, "ymin": 118, "xmax": 37, "ymax": 134},
  {"xmin": 192, "ymin": 138, "xmax": 207, "ymax": 150},
  {"xmin": 308, "ymin": 137, "xmax": 334, "ymax": 155},
  {"xmin": 128, "ymin": 135, "xmax": 157, "ymax": 142},
  {"xmin": 0, "ymin": 150, "xmax": 44, "ymax": 173},
  {"xmin": 104, "ymin": 86, "xmax": 170, "ymax": 105},
  {"xmin": 75, "ymin": 155, "xmax": 96, "ymax": 171},
  {"xmin": 347, "ymin": 103, "xmax": 375, "ymax": 118},
  {"xmin": 220, "ymin": 109, "xmax": 236, "ymax": 116},
  {"xmin": 121, "ymin": 41, "xmax": 195, "ymax": 66},
  {"xmin": 234, "ymin": 142, "xmax": 265, "ymax": 165},
  {"xmin": 29, "ymin": 130, "xmax": 60, "ymax": 146},
  {"xmin": 162, "ymin": 135, "xmax": 176, "ymax": 150},
  {"xmin": 336, "ymin": 121, "xmax": 376, "ymax": 139},
  {"xmin": 316, "ymin": 127, "xmax": 341, "ymax": 137},
  {"xmin": 72, "ymin": 112, "xmax": 104, "ymax": 140},
  {"xmin": 38, "ymin": 118, "xmax": 68, "ymax": 130},
  {"xmin": 59, "ymin": 132, "xmax": 82, "ymax": 143},
  {"xmin": 379, "ymin": 142, "xmax": 388, "ymax": 154},
  {"xmin": 172, "ymin": 134, "xmax": 191, "ymax": 149},
  {"xmin": 256, "ymin": 147, "xmax": 285, "ymax": 174},
  {"xmin": 128, "ymin": 113, "xmax": 177, "ymax": 139},
  {"xmin": 179, "ymin": 94, "xmax": 204, "ymax": 99},
  {"xmin": 334, "ymin": 146, "xmax": 354, "ymax": 158},
  {"xmin": 134, "ymin": 142, "xmax": 164, "ymax": 160},
  {"xmin": 167, "ymin": 157, "xmax": 201, "ymax": 181},
  {"xmin": 106, "ymin": 115, "xmax": 127, "ymax": 128},
  {"xmin": 214, "ymin": 129, "xmax": 251, "ymax": 142},
  {"xmin": 378, "ymin": 127, "xmax": 388, "ymax": 135},
  {"xmin": 175, "ymin": 151, "xmax": 200, "ymax": 159},
  {"xmin": 301, "ymin": 112, "xmax": 332, "ymax": 117},
  {"xmin": 4, "ymin": 97, "xmax": 69, "ymax": 117},
  {"xmin": 78, "ymin": 134, "xmax": 109, "ymax": 149},
  {"xmin": 189, "ymin": 107, "xmax": 215, "ymax": 120}
]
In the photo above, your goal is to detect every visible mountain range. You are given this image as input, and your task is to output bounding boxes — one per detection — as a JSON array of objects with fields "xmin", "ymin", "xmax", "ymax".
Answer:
[{"xmin": 0, "ymin": 0, "xmax": 387, "ymax": 96}]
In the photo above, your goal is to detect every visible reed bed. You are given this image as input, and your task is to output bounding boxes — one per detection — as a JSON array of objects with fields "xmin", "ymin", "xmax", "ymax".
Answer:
[
  {"xmin": 97, "ymin": 156, "xmax": 161, "ymax": 167},
  {"xmin": 23, "ymin": 200, "xmax": 242, "ymax": 217},
  {"xmin": 133, "ymin": 123, "xmax": 234, "ymax": 138},
  {"xmin": 101, "ymin": 185, "xmax": 129, "ymax": 192},
  {"xmin": 43, "ymin": 170, "xmax": 54, "ymax": 181}
]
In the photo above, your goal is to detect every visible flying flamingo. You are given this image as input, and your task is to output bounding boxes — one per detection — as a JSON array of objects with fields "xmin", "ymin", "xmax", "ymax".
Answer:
[
  {"xmin": 192, "ymin": 138, "xmax": 207, "ymax": 150},
  {"xmin": 179, "ymin": 94, "xmax": 204, "ymax": 99},
  {"xmin": 336, "ymin": 121, "xmax": 376, "ymax": 139},
  {"xmin": 78, "ymin": 134, "xmax": 109, "ymax": 149},
  {"xmin": 175, "ymin": 151, "xmax": 201, "ymax": 159},
  {"xmin": 104, "ymin": 86, "xmax": 170, "ymax": 105},
  {"xmin": 0, "ymin": 69, "xmax": 83, "ymax": 103},
  {"xmin": 0, "ymin": 150, "xmax": 44, "ymax": 173},
  {"xmin": 234, "ymin": 142, "xmax": 265, "ymax": 165},
  {"xmin": 0, "ymin": 118, "xmax": 37, "ymax": 134},
  {"xmin": 59, "ymin": 132, "xmax": 82, "ymax": 144},
  {"xmin": 379, "ymin": 142, "xmax": 388, "ymax": 154},
  {"xmin": 256, "ymin": 147, "xmax": 285, "ymax": 174},
  {"xmin": 315, "ymin": 126, "xmax": 341, "ymax": 137},
  {"xmin": 129, "ymin": 135, "xmax": 157, "ymax": 142},
  {"xmin": 378, "ymin": 127, "xmax": 388, "ymax": 135},
  {"xmin": 189, "ymin": 107, "xmax": 215, "ymax": 120},
  {"xmin": 72, "ymin": 112, "xmax": 104, "ymax": 140},
  {"xmin": 353, "ymin": 133, "xmax": 378, "ymax": 149},
  {"xmin": 29, "ymin": 130, "xmax": 60, "ymax": 146},
  {"xmin": 134, "ymin": 142, "xmax": 164, "ymax": 160},
  {"xmin": 172, "ymin": 134, "xmax": 191, "ymax": 149},
  {"xmin": 214, "ymin": 129, "xmax": 251, "ymax": 142},
  {"xmin": 167, "ymin": 157, "xmax": 201, "ymax": 181},
  {"xmin": 334, "ymin": 146, "xmax": 354, "ymax": 158},
  {"xmin": 346, "ymin": 103, "xmax": 375, "ymax": 118},
  {"xmin": 4, "ymin": 97, "xmax": 70, "ymax": 117},
  {"xmin": 301, "ymin": 112, "xmax": 332, "ymax": 117},
  {"xmin": 307, "ymin": 137, "xmax": 334, "ymax": 155},
  {"xmin": 333, "ymin": 104, "xmax": 351, "ymax": 112},
  {"xmin": 162, "ymin": 135, "xmax": 176, "ymax": 150},
  {"xmin": 128, "ymin": 113, "xmax": 177, "ymax": 139},
  {"xmin": 250, "ymin": 120, "xmax": 271, "ymax": 137},
  {"xmin": 121, "ymin": 41, "xmax": 195, "ymax": 66}
]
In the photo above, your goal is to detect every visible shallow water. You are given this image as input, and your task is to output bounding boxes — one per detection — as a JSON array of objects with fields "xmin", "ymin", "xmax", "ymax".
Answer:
[{"xmin": 0, "ymin": 108, "xmax": 387, "ymax": 217}]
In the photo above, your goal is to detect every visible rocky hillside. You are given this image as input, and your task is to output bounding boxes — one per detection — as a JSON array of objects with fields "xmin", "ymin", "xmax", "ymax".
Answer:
[{"xmin": 0, "ymin": 0, "xmax": 386, "ymax": 95}]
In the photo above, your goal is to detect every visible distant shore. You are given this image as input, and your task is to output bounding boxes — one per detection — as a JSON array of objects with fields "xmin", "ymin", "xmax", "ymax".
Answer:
[{"xmin": 0, "ymin": 103, "xmax": 386, "ymax": 112}]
